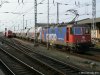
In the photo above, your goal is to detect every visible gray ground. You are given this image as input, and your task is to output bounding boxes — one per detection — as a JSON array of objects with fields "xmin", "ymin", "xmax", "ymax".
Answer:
[{"xmin": 0, "ymin": 69, "xmax": 5, "ymax": 75}]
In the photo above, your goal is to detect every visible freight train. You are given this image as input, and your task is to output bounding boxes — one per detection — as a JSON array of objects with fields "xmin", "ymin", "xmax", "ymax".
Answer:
[{"xmin": 15, "ymin": 23, "xmax": 93, "ymax": 52}]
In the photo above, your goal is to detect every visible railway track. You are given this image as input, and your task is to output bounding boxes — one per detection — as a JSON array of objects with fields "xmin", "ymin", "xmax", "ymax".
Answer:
[
  {"xmin": 0, "ymin": 37, "xmax": 60, "ymax": 75},
  {"xmin": 31, "ymin": 40, "xmax": 100, "ymax": 62},
  {"xmin": 0, "ymin": 60, "xmax": 14, "ymax": 75},
  {"xmin": 0, "ymin": 44, "xmax": 43, "ymax": 75},
  {"xmin": 36, "ymin": 40, "xmax": 100, "ymax": 62},
  {"xmin": 0, "ymin": 36, "xmax": 87, "ymax": 75},
  {"xmin": 13, "ymin": 38, "xmax": 100, "ymax": 71}
]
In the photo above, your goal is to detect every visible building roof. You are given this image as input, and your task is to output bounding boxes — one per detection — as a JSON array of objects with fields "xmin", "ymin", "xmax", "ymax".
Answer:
[
  {"xmin": 36, "ymin": 17, "xmax": 100, "ymax": 27},
  {"xmin": 77, "ymin": 17, "xmax": 100, "ymax": 24}
]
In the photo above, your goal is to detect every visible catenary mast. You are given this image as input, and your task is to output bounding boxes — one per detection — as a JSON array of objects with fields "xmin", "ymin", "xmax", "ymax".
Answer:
[{"xmin": 92, "ymin": 0, "xmax": 96, "ymax": 42}]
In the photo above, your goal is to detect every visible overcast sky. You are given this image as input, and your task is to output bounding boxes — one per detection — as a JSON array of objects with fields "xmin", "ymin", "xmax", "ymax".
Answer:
[{"xmin": 0, "ymin": 0, "xmax": 100, "ymax": 31}]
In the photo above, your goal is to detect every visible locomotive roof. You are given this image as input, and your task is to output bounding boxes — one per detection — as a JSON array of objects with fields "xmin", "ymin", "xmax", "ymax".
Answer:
[
  {"xmin": 36, "ymin": 17, "xmax": 100, "ymax": 27},
  {"xmin": 43, "ymin": 23, "xmax": 90, "ymax": 28},
  {"xmin": 77, "ymin": 17, "xmax": 100, "ymax": 24}
]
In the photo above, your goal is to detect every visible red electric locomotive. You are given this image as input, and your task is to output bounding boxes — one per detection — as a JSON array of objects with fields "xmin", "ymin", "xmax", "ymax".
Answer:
[
  {"xmin": 42, "ymin": 24, "xmax": 93, "ymax": 52},
  {"xmin": 66, "ymin": 24, "xmax": 92, "ymax": 52}
]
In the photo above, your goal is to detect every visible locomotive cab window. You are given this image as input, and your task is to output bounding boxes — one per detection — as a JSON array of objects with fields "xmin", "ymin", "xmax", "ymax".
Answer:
[
  {"xmin": 70, "ymin": 28, "xmax": 74, "ymax": 34},
  {"xmin": 74, "ymin": 27, "xmax": 82, "ymax": 35},
  {"xmin": 84, "ymin": 28, "xmax": 90, "ymax": 34}
]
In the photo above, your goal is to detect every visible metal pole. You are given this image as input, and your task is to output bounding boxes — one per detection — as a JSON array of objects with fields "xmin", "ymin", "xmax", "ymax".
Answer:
[
  {"xmin": 26, "ymin": 20, "xmax": 27, "ymax": 29},
  {"xmin": 34, "ymin": 0, "xmax": 37, "ymax": 45},
  {"xmin": 92, "ymin": 0, "xmax": 96, "ymax": 43},
  {"xmin": 57, "ymin": 2, "xmax": 59, "ymax": 24},
  {"xmin": 18, "ymin": 24, "xmax": 19, "ymax": 30},
  {"xmin": 14, "ymin": 26, "xmax": 15, "ymax": 31},
  {"xmin": 23, "ymin": 15, "xmax": 24, "ymax": 31},
  {"xmin": 47, "ymin": 0, "xmax": 49, "ymax": 50}
]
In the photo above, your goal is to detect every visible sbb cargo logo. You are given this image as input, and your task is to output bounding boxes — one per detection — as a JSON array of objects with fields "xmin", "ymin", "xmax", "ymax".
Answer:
[{"xmin": 46, "ymin": 34, "xmax": 57, "ymax": 41}]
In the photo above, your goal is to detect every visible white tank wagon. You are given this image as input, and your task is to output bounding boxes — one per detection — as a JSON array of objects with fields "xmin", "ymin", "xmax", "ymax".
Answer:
[
  {"xmin": 15, "ymin": 27, "xmax": 43, "ymax": 41},
  {"xmin": 26, "ymin": 27, "xmax": 34, "ymax": 41},
  {"xmin": 21, "ymin": 28, "xmax": 30, "ymax": 39},
  {"xmin": 26, "ymin": 27, "xmax": 42, "ymax": 41},
  {"xmin": 16, "ymin": 29, "xmax": 23, "ymax": 38},
  {"xmin": 15, "ymin": 30, "xmax": 21, "ymax": 38},
  {"xmin": 36, "ymin": 27, "xmax": 42, "ymax": 42}
]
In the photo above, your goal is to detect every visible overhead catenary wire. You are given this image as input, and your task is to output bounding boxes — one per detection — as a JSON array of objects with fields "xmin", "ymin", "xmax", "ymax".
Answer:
[
  {"xmin": 8, "ymin": 2, "xmax": 25, "ymax": 30},
  {"xmin": 37, "ymin": 0, "xmax": 46, "ymax": 5},
  {"xmin": 0, "ymin": 0, "xmax": 99, "ymax": 32}
]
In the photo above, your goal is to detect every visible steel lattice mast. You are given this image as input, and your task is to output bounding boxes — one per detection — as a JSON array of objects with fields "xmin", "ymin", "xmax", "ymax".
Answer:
[
  {"xmin": 92, "ymin": 0, "xmax": 96, "ymax": 41},
  {"xmin": 34, "ymin": 0, "xmax": 37, "ymax": 45},
  {"xmin": 47, "ymin": 0, "xmax": 49, "ymax": 50}
]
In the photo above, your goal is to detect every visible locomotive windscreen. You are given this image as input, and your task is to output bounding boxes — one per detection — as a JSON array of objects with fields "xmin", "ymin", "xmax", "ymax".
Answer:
[
  {"xmin": 73, "ymin": 27, "xmax": 90, "ymax": 35},
  {"xmin": 74, "ymin": 27, "xmax": 82, "ymax": 35},
  {"xmin": 83, "ymin": 27, "xmax": 90, "ymax": 34}
]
